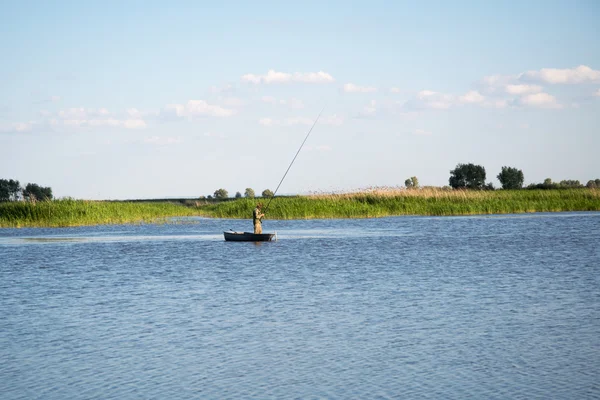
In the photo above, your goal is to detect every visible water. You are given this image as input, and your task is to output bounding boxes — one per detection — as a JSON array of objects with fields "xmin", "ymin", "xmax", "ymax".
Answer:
[{"xmin": 1, "ymin": 213, "xmax": 599, "ymax": 399}]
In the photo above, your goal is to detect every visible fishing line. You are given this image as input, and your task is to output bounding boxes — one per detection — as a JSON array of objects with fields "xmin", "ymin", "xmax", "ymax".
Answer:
[{"xmin": 262, "ymin": 107, "xmax": 324, "ymax": 215}]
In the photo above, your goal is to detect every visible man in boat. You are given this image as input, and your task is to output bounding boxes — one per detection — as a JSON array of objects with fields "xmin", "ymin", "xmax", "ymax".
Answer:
[{"xmin": 253, "ymin": 202, "xmax": 265, "ymax": 234}]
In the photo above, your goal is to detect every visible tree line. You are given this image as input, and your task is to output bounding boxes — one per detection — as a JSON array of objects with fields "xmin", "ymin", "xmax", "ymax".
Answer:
[
  {"xmin": 406, "ymin": 164, "xmax": 599, "ymax": 190},
  {"xmin": 0, "ymin": 179, "xmax": 53, "ymax": 202},
  {"xmin": 203, "ymin": 188, "xmax": 275, "ymax": 200}
]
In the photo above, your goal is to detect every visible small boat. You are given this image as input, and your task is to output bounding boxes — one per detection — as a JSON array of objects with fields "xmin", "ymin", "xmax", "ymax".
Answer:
[{"xmin": 223, "ymin": 231, "xmax": 276, "ymax": 242}]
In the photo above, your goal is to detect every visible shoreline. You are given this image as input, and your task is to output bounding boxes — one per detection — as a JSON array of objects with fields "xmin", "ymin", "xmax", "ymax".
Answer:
[{"xmin": 1, "ymin": 189, "xmax": 599, "ymax": 228}]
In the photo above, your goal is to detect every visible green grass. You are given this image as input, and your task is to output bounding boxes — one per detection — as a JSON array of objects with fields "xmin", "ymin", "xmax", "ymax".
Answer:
[
  {"xmin": 195, "ymin": 189, "xmax": 600, "ymax": 219},
  {"xmin": 0, "ymin": 199, "xmax": 199, "ymax": 228},
  {"xmin": 1, "ymin": 189, "xmax": 599, "ymax": 228}
]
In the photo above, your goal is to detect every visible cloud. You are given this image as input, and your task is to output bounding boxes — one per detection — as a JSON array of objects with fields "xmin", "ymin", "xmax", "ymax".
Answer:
[
  {"xmin": 220, "ymin": 97, "xmax": 245, "ymax": 107},
  {"xmin": 53, "ymin": 107, "xmax": 147, "ymax": 129},
  {"xmin": 389, "ymin": 87, "xmax": 401, "ymax": 93},
  {"xmin": 165, "ymin": 100, "xmax": 235, "ymax": 118},
  {"xmin": 414, "ymin": 129, "xmax": 432, "ymax": 136},
  {"xmin": 518, "ymin": 92, "xmax": 562, "ymax": 109},
  {"xmin": 209, "ymin": 84, "xmax": 235, "ymax": 94},
  {"xmin": 242, "ymin": 69, "xmax": 334, "ymax": 84},
  {"xmin": 459, "ymin": 90, "xmax": 485, "ymax": 104},
  {"xmin": 259, "ymin": 118, "xmax": 275, "ymax": 126},
  {"xmin": 413, "ymin": 90, "xmax": 455, "ymax": 109},
  {"xmin": 522, "ymin": 65, "xmax": 600, "ymax": 84},
  {"xmin": 505, "ymin": 84, "xmax": 543, "ymax": 95},
  {"xmin": 343, "ymin": 83, "xmax": 377, "ymax": 93},
  {"xmin": 144, "ymin": 136, "xmax": 183, "ymax": 145},
  {"xmin": 261, "ymin": 96, "xmax": 305, "ymax": 109},
  {"xmin": 321, "ymin": 113, "xmax": 344, "ymax": 126},
  {"xmin": 0, "ymin": 122, "xmax": 34, "ymax": 133},
  {"xmin": 594, "ymin": 88, "xmax": 600, "ymax": 97},
  {"xmin": 258, "ymin": 114, "xmax": 342, "ymax": 127}
]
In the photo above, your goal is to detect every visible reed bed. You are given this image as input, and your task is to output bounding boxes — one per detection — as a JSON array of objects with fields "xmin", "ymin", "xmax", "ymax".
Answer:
[
  {"xmin": 2, "ymin": 189, "xmax": 598, "ymax": 227},
  {"xmin": 0, "ymin": 199, "xmax": 198, "ymax": 228},
  {"xmin": 196, "ymin": 188, "xmax": 600, "ymax": 219}
]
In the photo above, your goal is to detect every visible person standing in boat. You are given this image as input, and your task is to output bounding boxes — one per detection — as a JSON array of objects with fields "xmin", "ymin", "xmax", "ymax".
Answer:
[{"xmin": 253, "ymin": 202, "xmax": 265, "ymax": 234}]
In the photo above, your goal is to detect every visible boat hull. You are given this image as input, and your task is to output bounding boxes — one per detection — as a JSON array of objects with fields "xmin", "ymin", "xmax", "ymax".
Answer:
[{"xmin": 223, "ymin": 231, "xmax": 276, "ymax": 242}]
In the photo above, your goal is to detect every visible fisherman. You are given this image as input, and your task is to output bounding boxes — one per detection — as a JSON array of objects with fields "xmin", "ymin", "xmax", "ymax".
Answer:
[{"xmin": 253, "ymin": 202, "xmax": 265, "ymax": 234}]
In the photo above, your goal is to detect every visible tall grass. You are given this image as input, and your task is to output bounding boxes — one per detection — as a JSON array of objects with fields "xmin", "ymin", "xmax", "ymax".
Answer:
[
  {"xmin": 196, "ymin": 188, "xmax": 600, "ymax": 219},
  {"xmin": 2, "ymin": 189, "xmax": 598, "ymax": 227},
  {"xmin": 0, "ymin": 199, "xmax": 198, "ymax": 228}
]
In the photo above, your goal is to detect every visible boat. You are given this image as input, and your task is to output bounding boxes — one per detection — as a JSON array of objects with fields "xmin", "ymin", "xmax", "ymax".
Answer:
[{"xmin": 223, "ymin": 231, "xmax": 276, "ymax": 242}]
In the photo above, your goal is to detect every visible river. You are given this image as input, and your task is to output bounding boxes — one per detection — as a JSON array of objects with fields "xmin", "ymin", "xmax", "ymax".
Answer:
[{"xmin": 1, "ymin": 213, "xmax": 599, "ymax": 399}]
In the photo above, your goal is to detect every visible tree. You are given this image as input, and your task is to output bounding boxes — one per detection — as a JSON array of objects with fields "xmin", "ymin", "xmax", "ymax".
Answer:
[
  {"xmin": 23, "ymin": 183, "xmax": 53, "ymax": 201},
  {"xmin": 586, "ymin": 179, "xmax": 600, "ymax": 188},
  {"xmin": 235, "ymin": 191, "xmax": 242, "ymax": 198},
  {"xmin": 449, "ymin": 163, "xmax": 486, "ymax": 189},
  {"xmin": 0, "ymin": 179, "xmax": 21, "ymax": 202},
  {"xmin": 404, "ymin": 176, "xmax": 419, "ymax": 189},
  {"xmin": 262, "ymin": 189, "xmax": 274, "ymax": 198},
  {"xmin": 559, "ymin": 180, "xmax": 583, "ymax": 188},
  {"xmin": 497, "ymin": 166, "xmax": 524, "ymax": 190},
  {"xmin": 244, "ymin": 188, "xmax": 255, "ymax": 198},
  {"xmin": 213, "ymin": 188, "xmax": 228, "ymax": 199}
]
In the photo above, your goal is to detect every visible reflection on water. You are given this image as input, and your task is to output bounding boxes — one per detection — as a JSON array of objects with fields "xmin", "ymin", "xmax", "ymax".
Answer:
[{"xmin": 1, "ymin": 213, "xmax": 599, "ymax": 399}]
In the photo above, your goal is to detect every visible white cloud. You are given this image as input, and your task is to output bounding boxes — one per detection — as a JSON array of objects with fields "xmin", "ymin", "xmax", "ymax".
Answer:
[
  {"xmin": 415, "ymin": 90, "xmax": 454, "ymax": 109},
  {"xmin": 259, "ymin": 118, "xmax": 275, "ymax": 126},
  {"xmin": 459, "ymin": 90, "xmax": 485, "ymax": 104},
  {"xmin": 144, "ymin": 136, "xmax": 183, "ymax": 145},
  {"xmin": 285, "ymin": 117, "xmax": 313, "ymax": 126},
  {"xmin": 220, "ymin": 97, "xmax": 245, "ymax": 107},
  {"xmin": 390, "ymin": 87, "xmax": 401, "ymax": 93},
  {"xmin": 519, "ymin": 92, "xmax": 562, "ymax": 109},
  {"xmin": 209, "ymin": 84, "xmax": 234, "ymax": 94},
  {"xmin": 261, "ymin": 96, "xmax": 278, "ymax": 104},
  {"xmin": 505, "ymin": 84, "xmax": 543, "ymax": 95},
  {"xmin": 165, "ymin": 100, "xmax": 235, "ymax": 118},
  {"xmin": 594, "ymin": 88, "xmax": 600, "ymax": 97},
  {"xmin": 321, "ymin": 113, "xmax": 344, "ymax": 126},
  {"xmin": 54, "ymin": 107, "xmax": 147, "ymax": 129},
  {"xmin": 242, "ymin": 69, "xmax": 334, "ymax": 84},
  {"xmin": 123, "ymin": 119, "xmax": 147, "ymax": 129},
  {"xmin": 50, "ymin": 96, "xmax": 61, "ymax": 102},
  {"xmin": 343, "ymin": 83, "xmax": 377, "ymax": 93},
  {"xmin": 0, "ymin": 122, "xmax": 33, "ymax": 133},
  {"xmin": 414, "ymin": 129, "xmax": 432, "ymax": 136},
  {"xmin": 258, "ymin": 114, "xmax": 341, "ymax": 127},
  {"xmin": 261, "ymin": 96, "xmax": 305, "ymax": 109},
  {"xmin": 522, "ymin": 65, "xmax": 600, "ymax": 84},
  {"xmin": 288, "ymin": 98, "xmax": 305, "ymax": 109},
  {"xmin": 126, "ymin": 108, "xmax": 143, "ymax": 118}
]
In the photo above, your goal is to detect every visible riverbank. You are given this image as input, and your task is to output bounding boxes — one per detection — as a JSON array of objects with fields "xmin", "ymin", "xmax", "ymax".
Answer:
[
  {"xmin": 196, "ymin": 188, "xmax": 600, "ymax": 219},
  {"xmin": 1, "ymin": 189, "xmax": 599, "ymax": 228},
  {"xmin": 0, "ymin": 199, "xmax": 198, "ymax": 228}
]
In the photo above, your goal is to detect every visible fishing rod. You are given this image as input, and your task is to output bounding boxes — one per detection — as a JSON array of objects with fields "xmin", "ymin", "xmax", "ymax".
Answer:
[{"xmin": 262, "ymin": 107, "xmax": 324, "ymax": 216}]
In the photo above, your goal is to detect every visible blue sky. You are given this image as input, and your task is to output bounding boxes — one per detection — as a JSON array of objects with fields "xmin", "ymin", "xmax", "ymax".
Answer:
[{"xmin": 1, "ymin": 0, "xmax": 599, "ymax": 199}]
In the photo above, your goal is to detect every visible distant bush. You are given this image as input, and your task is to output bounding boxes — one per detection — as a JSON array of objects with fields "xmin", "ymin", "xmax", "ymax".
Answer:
[
  {"xmin": 586, "ymin": 179, "xmax": 600, "ymax": 188},
  {"xmin": 262, "ymin": 189, "xmax": 274, "ymax": 198},
  {"xmin": 449, "ymin": 163, "xmax": 486, "ymax": 190},
  {"xmin": 213, "ymin": 188, "xmax": 229, "ymax": 199},
  {"xmin": 527, "ymin": 178, "xmax": 585, "ymax": 190},
  {"xmin": 244, "ymin": 188, "xmax": 255, "ymax": 198},
  {"xmin": 497, "ymin": 166, "xmax": 524, "ymax": 190}
]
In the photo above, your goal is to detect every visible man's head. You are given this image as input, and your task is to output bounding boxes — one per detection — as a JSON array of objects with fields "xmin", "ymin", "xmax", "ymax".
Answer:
[{"xmin": 256, "ymin": 202, "xmax": 263, "ymax": 209}]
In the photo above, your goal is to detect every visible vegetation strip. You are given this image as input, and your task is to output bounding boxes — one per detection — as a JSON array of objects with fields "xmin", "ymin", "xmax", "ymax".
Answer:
[
  {"xmin": 0, "ymin": 199, "xmax": 198, "ymax": 228},
  {"xmin": 197, "ymin": 188, "xmax": 600, "ymax": 219},
  {"xmin": 1, "ymin": 189, "xmax": 599, "ymax": 228}
]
